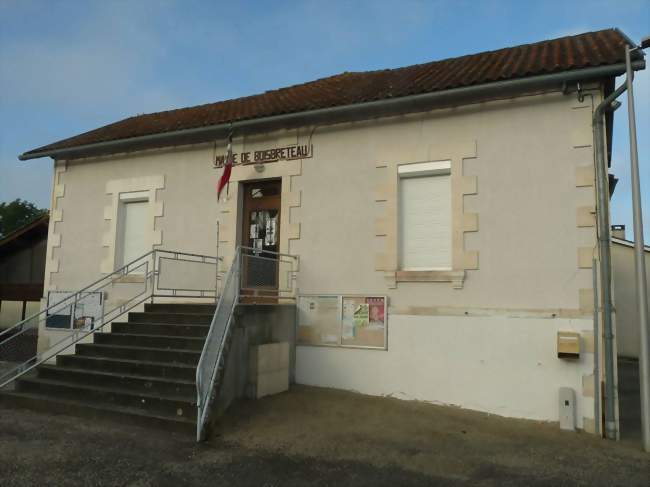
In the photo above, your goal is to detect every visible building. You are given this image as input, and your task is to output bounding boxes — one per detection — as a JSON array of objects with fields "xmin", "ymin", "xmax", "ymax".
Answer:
[
  {"xmin": 4, "ymin": 29, "xmax": 647, "ymax": 438},
  {"xmin": 610, "ymin": 225, "xmax": 650, "ymax": 442},
  {"xmin": 0, "ymin": 214, "xmax": 48, "ymax": 366},
  {"xmin": 0, "ymin": 214, "xmax": 48, "ymax": 329},
  {"xmin": 611, "ymin": 226, "xmax": 650, "ymax": 360}
]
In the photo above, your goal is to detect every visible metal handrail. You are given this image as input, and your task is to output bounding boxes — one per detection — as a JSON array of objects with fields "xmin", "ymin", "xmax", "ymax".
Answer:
[
  {"xmin": 0, "ymin": 249, "xmax": 219, "ymax": 389},
  {"xmin": 0, "ymin": 250, "xmax": 155, "ymax": 340},
  {"xmin": 238, "ymin": 245, "xmax": 298, "ymax": 260},
  {"xmin": 1, "ymin": 242, "xmax": 298, "ymax": 438},
  {"xmin": 196, "ymin": 247, "xmax": 241, "ymax": 441},
  {"xmin": 0, "ymin": 248, "xmax": 221, "ymax": 343},
  {"xmin": 195, "ymin": 246, "xmax": 299, "ymax": 441}
]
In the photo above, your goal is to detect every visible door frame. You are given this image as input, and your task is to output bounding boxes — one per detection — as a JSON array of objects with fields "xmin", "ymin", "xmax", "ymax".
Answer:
[
  {"xmin": 241, "ymin": 179, "xmax": 282, "ymax": 250},
  {"xmin": 239, "ymin": 179, "xmax": 282, "ymax": 300}
]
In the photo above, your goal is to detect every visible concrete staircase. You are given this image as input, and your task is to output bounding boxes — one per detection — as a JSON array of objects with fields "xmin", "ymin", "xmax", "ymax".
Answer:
[{"xmin": 0, "ymin": 303, "xmax": 215, "ymax": 434}]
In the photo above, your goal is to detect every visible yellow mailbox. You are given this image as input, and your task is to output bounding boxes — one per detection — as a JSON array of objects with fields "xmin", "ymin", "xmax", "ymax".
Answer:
[{"xmin": 557, "ymin": 331, "xmax": 581, "ymax": 359}]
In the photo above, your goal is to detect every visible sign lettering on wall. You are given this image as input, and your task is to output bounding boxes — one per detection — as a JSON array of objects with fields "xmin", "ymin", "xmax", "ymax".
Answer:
[{"xmin": 213, "ymin": 144, "xmax": 313, "ymax": 168}]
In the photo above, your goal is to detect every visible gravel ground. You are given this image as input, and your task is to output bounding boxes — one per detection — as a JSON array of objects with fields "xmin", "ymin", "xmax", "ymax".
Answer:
[{"xmin": 1, "ymin": 385, "xmax": 648, "ymax": 486}]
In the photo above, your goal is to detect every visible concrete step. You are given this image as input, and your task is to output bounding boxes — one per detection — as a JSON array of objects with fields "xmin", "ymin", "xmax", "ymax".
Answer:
[
  {"xmin": 16, "ymin": 377, "xmax": 196, "ymax": 419},
  {"xmin": 57, "ymin": 355, "xmax": 196, "ymax": 381},
  {"xmin": 111, "ymin": 322, "xmax": 210, "ymax": 338},
  {"xmin": 94, "ymin": 332, "xmax": 206, "ymax": 351},
  {"xmin": 76, "ymin": 343, "xmax": 201, "ymax": 365},
  {"xmin": 37, "ymin": 365, "xmax": 196, "ymax": 397},
  {"xmin": 128, "ymin": 312, "xmax": 213, "ymax": 325},
  {"xmin": 0, "ymin": 301, "xmax": 225, "ymax": 436},
  {"xmin": 144, "ymin": 303, "xmax": 216, "ymax": 315},
  {"xmin": 0, "ymin": 391, "xmax": 195, "ymax": 434}
]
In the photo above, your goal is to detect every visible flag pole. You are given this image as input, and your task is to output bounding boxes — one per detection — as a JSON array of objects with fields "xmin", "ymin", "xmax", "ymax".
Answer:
[
  {"xmin": 217, "ymin": 126, "xmax": 234, "ymax": 202},
  {"xmin": 226, "ymin": 127, "xmax": 233, "ymax": 199}
]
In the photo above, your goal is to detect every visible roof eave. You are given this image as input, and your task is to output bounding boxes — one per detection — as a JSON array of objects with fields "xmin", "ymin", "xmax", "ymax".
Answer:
[
  {"xmin": 19, "ymin": 60, "xmax": 645, "ymax": 162},
  {"xmin": 612, "ymin": 237, "xmax": 650, "ymax": 252},
  {"xmin": 0, "ymin": 214, "xmax": 49, "ymax": 250}
]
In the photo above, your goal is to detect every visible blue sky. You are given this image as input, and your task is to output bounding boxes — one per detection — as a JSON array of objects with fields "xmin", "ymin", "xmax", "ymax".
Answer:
[{"xmin": 1, "ymin": 0, "xmax": 648, "ymax": 239}]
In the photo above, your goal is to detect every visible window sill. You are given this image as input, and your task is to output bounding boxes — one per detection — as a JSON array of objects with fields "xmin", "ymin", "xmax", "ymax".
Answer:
[{"xmin": 395, "ymin": 270, "xmax": 465, "ymax": 289}]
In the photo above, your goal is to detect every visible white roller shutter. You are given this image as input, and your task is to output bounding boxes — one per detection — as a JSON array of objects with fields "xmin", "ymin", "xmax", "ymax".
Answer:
[
  {"xmin": 119, "ymin": 200, "xmax": 149, "ymax": 267},
  {"xmin": 399, "ymin": 172, "xmax": 452, "ymax": 270}
]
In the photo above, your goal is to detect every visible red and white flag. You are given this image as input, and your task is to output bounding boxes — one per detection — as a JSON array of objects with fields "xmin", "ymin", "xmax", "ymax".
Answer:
[{"xmin": 216, "ymin": 134, "xmax": 233, "ymax": 200}]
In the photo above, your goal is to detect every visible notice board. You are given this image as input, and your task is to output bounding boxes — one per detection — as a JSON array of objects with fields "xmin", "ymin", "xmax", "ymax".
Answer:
[
  {"xmin": 297, "ymin": 295, "xmax": 340, "ymax": 346},
  {"xmin": 297, "ymin": 294, "xmax": 387, "ymax": 350},
  {"xmin": 45, "ymin": 291, "xmax": 104, "ymax": 330},
  {"xmin": 341, "ymin": 296, "xmax": 386, "ymax": 348}
]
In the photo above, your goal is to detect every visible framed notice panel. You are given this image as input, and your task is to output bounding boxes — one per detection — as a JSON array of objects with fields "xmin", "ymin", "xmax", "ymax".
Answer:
[
  {"xmin": 45, "ymin": 291, "xmax": 104, "ymax": 331},
  {"xmin": 341, "ymin": 296, "xmax": 386, "ymax": 349},
  {"xmin": 297, "ymin": 294, "xmax": 387, "ymax": 350},
  {"xmin": 297, "ymin": 295, "xmax": 340, "ymax": 346}
]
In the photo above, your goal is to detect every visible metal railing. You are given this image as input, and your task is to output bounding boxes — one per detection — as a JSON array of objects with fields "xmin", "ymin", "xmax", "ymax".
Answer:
[
  {"xmin": 196, "ymin": 248, "xmax": 242, "ymax": 441},
  {"xmin": 196, "ymin": 245, "xmax": 297, "ymax": 441},
  {"xmin": 0, "ymin": 249, "xmax": 219, "ymax": 389},
  {"xmin": 239, "ymin": 246, "xmax": 298, "ymax": 303},
  {"xmin": 0, "ymin": 243, "xmax": 297, "ymax": 441}
]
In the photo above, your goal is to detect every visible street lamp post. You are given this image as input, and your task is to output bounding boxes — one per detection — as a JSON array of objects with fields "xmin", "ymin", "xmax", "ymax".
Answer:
[{"xmin": 625, "ymin": 36, "xmax": 650, "ymax": 453}]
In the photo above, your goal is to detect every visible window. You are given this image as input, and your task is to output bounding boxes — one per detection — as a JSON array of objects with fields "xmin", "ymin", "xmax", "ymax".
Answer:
[
  {"xmin": 398, "ymin": 161, "xmax": 452, "ymax": 271},
  {"xmin": 116, "ymin": 192, "xmax": 149, "ymax": 269}
]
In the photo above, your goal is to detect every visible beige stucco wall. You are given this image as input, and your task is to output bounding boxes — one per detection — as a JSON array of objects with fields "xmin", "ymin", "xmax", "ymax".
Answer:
[
  {"xmin": 612, "ymin": 240, "xmax": 650, "ymax": 359},
  {"xmin": 37, "ymin": 86, "xmax": 604, "ymax": 427},
  {"xmin": 47, "ymin": 89, "xmax": 599, "ymax": 311},
  {"xmin": 290, "ymin": 92, "xmax": 598, "ymax": 312}
]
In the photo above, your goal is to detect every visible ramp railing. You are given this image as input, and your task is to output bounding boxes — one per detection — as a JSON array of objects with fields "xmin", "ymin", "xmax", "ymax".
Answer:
[
  {"xmin": 196, "ymin": 245, "xmax": 297, "ymax": 441},
  {"xmin": 196, "ymin": 247, "xmax": 241, "ymax": 441},
  {"xmin": 0, "ymin": 249, "xmax": 219, "ymax": 389}
]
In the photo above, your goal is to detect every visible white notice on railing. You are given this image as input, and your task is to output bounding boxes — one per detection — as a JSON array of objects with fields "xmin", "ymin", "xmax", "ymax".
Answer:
[{"xmin": 46, "ymin": 291, "xmax": 104, "ymax": 331}]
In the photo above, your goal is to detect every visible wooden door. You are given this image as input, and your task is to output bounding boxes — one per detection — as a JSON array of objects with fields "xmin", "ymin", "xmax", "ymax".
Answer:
[{"xmin": 241, "ymin": 180, "xmax": 281, "ymax": 299}]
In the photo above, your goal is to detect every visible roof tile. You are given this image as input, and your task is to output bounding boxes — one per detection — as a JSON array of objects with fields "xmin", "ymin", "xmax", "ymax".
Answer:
[{"xmin": 24, "ymin": 29, "xmax": 633, "ymax": 156}]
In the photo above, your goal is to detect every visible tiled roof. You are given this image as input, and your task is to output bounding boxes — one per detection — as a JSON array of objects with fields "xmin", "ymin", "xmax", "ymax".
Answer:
[
  {"xmin": 0, "ymin": 214, "xmax": 49, "ymax": 253},
  {"xmin": 24, "ymin": 29, "xmax": 633, "ymax": 156}
]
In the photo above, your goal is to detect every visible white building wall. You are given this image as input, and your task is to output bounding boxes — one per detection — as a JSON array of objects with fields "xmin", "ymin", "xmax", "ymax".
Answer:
[
  {"xmin": 297, "ymin": 315, "xmax": 594, "ymax": 428},
  {"xmin": 612, "ymin": 240, "xmax": 650, "ymax": 359},
  {"xmin": 37, "ymin": 86, "xmax": 603, "ymax": 430}
]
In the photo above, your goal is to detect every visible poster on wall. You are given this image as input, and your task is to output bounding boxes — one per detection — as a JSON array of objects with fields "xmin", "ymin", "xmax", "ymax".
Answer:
[
  {"xmin": 296, "ymin": 295, "xmax": 340, "ymax": 346},
  {"xmin": 45, "ymin": 291, "xmax": 104, "ymax": 331},
  {"xmin": 341, "ymin": 296, "xmax": 386, "ymax": 349},
  {"xmin": 297, "ymin": 294, "xmax": 387, "ymax": 350}
]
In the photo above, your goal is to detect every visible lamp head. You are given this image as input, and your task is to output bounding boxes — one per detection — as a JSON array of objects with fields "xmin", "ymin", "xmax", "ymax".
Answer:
[{"xmin": 640, "ymin": 36, "xmax": 650, "ymax": 50}]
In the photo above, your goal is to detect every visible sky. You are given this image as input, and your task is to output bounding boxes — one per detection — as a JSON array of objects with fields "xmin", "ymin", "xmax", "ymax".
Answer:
[{"xmin": 1, "ymin": 0, "xmax": 649, "ymax": 240}]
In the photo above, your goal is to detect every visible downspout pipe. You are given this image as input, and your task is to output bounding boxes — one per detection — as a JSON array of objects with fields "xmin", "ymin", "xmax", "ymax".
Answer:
[
  {"xmin": 593, "ymin": 81, "xmax": 628, "ymax": 441},
  {"xmin": 18, "ymin": 60, "xmax": 645, "ymax": 162},
  {"xmin": 593, "ymin": 258, "xmax": 600, "ymax": 437}
]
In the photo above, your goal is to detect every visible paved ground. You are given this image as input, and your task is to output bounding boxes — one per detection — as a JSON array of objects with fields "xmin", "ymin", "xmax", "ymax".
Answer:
[{"xmin": 0, "ymin": 385, "xmax": 648, "ymax": 486}]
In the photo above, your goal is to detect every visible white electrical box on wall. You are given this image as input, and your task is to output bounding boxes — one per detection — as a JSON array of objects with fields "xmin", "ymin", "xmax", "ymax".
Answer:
[{"xmin": 559, "ymin": 387, "xmax": 576, "ymax": 431}]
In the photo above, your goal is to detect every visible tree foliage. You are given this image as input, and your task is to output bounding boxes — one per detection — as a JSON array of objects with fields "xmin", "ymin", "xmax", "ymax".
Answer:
[{"xmin": 0, "ymin": 199, "xmax": 47, "ymax": 239}]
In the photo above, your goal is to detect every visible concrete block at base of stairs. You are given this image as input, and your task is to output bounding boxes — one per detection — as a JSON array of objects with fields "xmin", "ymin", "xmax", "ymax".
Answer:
[
  {"xmin": 249, "ymin": 342, "xmax": 290, "ymax": 379},
  {"xmin": 253, "ymin": 368, "xmax": 289, "ymax": 399},
  {"xmin": 248, "ymin": 342, "xmax": 290, "ymax": 399}
]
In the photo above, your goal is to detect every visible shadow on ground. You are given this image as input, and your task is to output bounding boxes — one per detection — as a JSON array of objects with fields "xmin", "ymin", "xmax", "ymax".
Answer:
[{"xmin": 1, "ymin": 385, "xmax": 648, "ymax": 486}]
